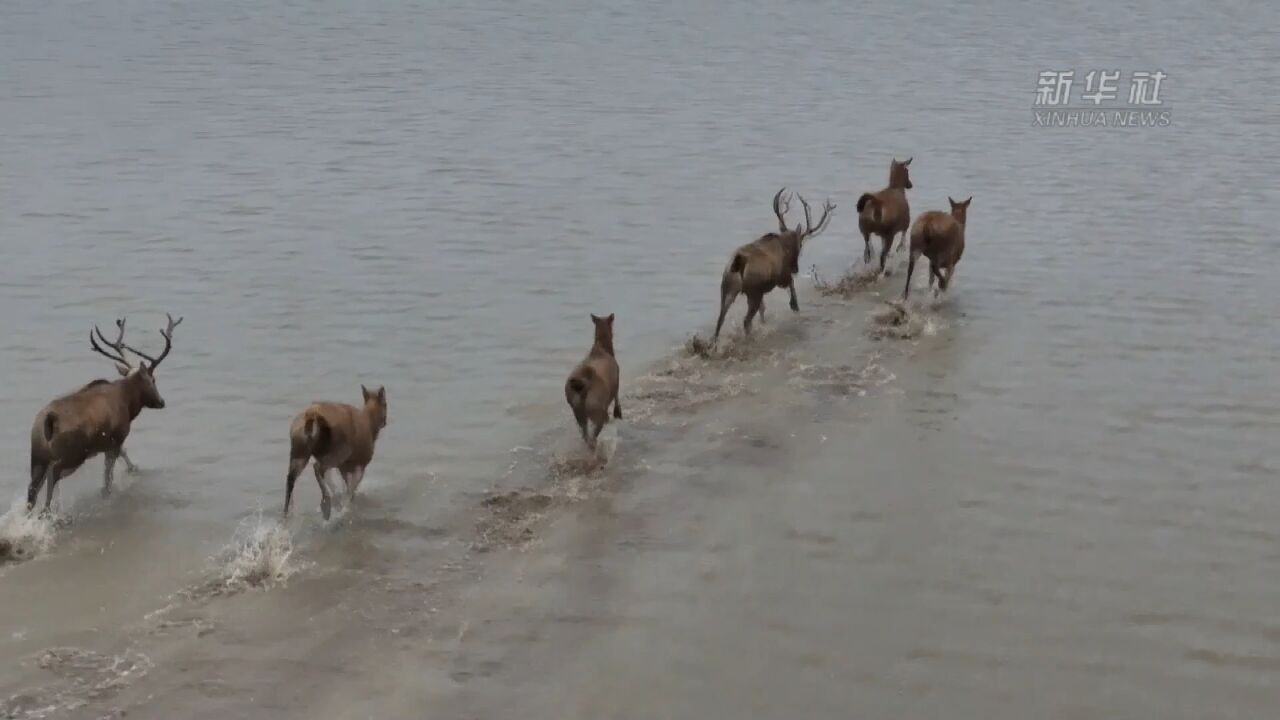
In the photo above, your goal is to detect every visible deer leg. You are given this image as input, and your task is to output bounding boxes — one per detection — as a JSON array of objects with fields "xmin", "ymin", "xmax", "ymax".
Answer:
[
  {"xmin": 930, "ymin": 263, "xmax": 946, "ymax": 297},
  {"xmin": 120, "ymin": 448, "xmax": 138, "ymax": 473},
  {"xmin": 862, "ymin": 231, "xmax": 872, "ymax": 264},
  {"xmin": 942, "ymin": 265, "xmax": 955, "ymax": 292},
  {"xmin": 102, "ymin": 450, "xmax": 119, "ymax": 497},
  {"xmin": 757, "ymin": 297, "xmax": 765, "ymax": 323},
  {"xmin": 44, "ymin": 466, "xmax": 66, "ymax": 515},
  {"xmin": 743, "ymin": 294, "xmax": 762, "ymax": 336},
  {"xmin": 897, "ymin": 229, "xmax": 909, "ymax": 253},
  {"xmin": 878, "ymin": 234, "xmax": 893, "ymax": 274},
  {"xmin": 27, "ymin": 462, "xmax": 49, "ymax": 513},
  {"xmin": 713, "ymin": 283, "xmax": 740, "ymax": 344},
  {"xmin": 572, "ymin": 404, "xmax": 590, "ymax": 446},
  {"xmin": 347, "ymin": 467, "xmax": 365, "ymax": 501},
  {"xmin": 612, "ymin": 389, "xmax": 622, "ymax": 420},
  {"xmin": 283, "ymin": 456, "xmax": 308, "ymax": 516},
  {"xmin": 590, "ymin": 416, "xmax": 606, "ymax": 451},
  {"xmin": 904, "ymin": 250, "xmax": 920, "ymax": 300},
  {"xmin": 339, "ymin": 470, "xmax": 356, "ymax": 504},
  {"xmin": 788, "ymin": 281, "xmax": 800, "ymax": 312},
  {"xmin": 314, "ymin": 464, "xmax": 332, "ymax": 520}
]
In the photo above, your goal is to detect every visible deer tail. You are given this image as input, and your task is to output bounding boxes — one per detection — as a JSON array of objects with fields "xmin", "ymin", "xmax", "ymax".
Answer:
[
  {"xmin": 303, "ymin": 413, "xmax": 331, "ymax": 457},
  {"xmin": 565, "ymin": 368, "xmax": 596, "ymax": 410},
  {"xmin": 856, "ymin": 193, "xmax": 881, "ymax": 223},
  {"xmin": 42, "ymin": 412, "xmax": 58, "ymax": 443}
]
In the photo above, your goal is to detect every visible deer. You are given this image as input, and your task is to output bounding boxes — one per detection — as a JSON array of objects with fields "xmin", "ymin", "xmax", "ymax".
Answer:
[
  {"xmin": 855, "ymin": 157, "xmax": 913, "ymax": 274},
  {"xmin": 712, "ymin": 188, "xmax": 834, "ymax": 344},
  {"xmin": 27, "ymin": 314, "xmax": 182, "ymax": 514},
  {"xmin": 903, "ymin": 196, "xmax": 971, "ymax": 300},
  {"xmin": 565, "ymin": 313, "xmax": 621, "ymax": 451},
  {"xmin": 283, "ymin": 385, "xmax": 388, "ymax": 521}
]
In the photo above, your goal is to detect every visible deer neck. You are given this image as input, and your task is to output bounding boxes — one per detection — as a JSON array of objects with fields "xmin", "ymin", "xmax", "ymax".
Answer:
[
  {"xmin": 362, "ymin": 404, "xmax": 385, "ymax": 444},
  {"xmin": 119, "ymin": 373, "xmax": 147, "ymax": 419},
  {"xmin": 591, "ymin": 335, "xmax": 615, "ymax": 357}
]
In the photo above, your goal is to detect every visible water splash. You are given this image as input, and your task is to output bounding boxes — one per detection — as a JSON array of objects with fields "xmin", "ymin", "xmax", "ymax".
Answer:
[
  {"xmin": 187, "ymin": 513, "xmax": 301, "ymax": 598},
  {"xmin": 0, "ymin": 498, "xmax": 57, "ymax": 565},
  {"xmin": 867, "ymin": 301, "xmax": 944, "ymax": 340}
]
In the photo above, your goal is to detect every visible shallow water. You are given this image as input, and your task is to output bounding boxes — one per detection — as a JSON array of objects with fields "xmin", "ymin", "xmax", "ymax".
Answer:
[{"xmin": 2, "ymin": 0, "xmax": 1278, "ymax": 717}]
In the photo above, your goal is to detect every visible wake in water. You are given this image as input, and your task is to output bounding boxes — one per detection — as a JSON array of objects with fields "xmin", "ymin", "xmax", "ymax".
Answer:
[
  {"xmin": 476, "ymin": 436, "xmax": 617, "ymax": 552},
  {"xmin": 812, "ymin": 263, "xmax": 884, "ymax": 297},
  {"xmin": 184, "ymin": 513, "xmax": 303, "ymax": 599},
  {"xmin": 0, "ymin": 499, "xmax": 57, "ymax": 565},
  {"xmin": 0, "ymin": 646, "xmax": 152, "ymax": 719}
]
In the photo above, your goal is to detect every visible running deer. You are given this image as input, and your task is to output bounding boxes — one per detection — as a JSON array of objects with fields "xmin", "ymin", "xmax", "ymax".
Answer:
[
  {"xmin": 855, "ymin": 157, "xmax": 913, "ymax": 273},
  {"xmin": 903, "ymin": 196, "xmax": 971, "ymax": 300},
  {"xmin": 27, "ymin": 314, "xmax": 183, "ymax": 514},
  {"xmin": 713, "ymin": 188, "xmax": 835, "ymax": 343},
  {"xmin": 283, "ymin": 385, "xmax": 388, "ymax": 520},
  {"xmin": 565, "ymin": 313, "xmax": 621, "ymax": 451}
]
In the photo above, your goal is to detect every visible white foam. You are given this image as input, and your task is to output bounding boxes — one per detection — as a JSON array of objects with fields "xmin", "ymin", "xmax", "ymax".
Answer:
[
  {"xmin": 208, "ymin": 513, "xmax": 300, "ymax": 593},
  {"xmin": 0, "ymin": 498, "xmax": 57, "ymax": 564}
]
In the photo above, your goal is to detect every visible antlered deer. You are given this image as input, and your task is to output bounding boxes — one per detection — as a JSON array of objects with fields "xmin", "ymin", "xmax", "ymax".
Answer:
[
  {"xmin": 28, "ymin": 314, "xmax": 183, "ymax": 514},
  {"xmin": 565, "ymin": 313, "xmax": 621, "ymax": 450},
  {"xmin": 283, "ymin": 385, "xmax": 388, "ymax": 520},
  {"xmin": 904, "ymin": 196, "xmax": 971, "ymax": 300},
  {"xmin": 713, "ymin": 188, "xmax": 834, "ymax": 343},
  {"xmin": 856, "ymin": 157, "xmax": 913, "ymax": 273}
]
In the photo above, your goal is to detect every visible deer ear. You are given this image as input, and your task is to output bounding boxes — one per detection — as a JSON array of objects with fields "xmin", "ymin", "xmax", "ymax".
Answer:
[
  {"xmin": 963, "ymin": 196, "xmax": 972, "ymax": 206},
  {"xmin": 948, "ymin": 196, "xmax": 957, "ymax": 206},
  {"xmin": 115, "ymin": 363, "xmax": 131, "ymax": 377},
  {"xmin": 903, "ymin": 157, "xmax": 912, "ymax": 166},
  {"xmin": 606, "ymin": 313, "xmax": 614, "ymax": 326},
  {"xmin": 361, "ymin": 384, "xmax": 371, "ymax": 401},
  {"xmin": 376, "ymin": 386, "xmax": 386, "ymax": 403}
]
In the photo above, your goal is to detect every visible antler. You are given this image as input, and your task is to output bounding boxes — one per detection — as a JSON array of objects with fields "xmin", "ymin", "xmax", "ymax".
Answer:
[
  {"xmin": 797, "ymin": 195, "xmax": 836, "ymax": 240},
  {"xmin": 772, "ymin": 187, "xmax": 793, "ymax": 233},
  {"xmin": 120, "ymin": 313, "xmax": 182, "ymax": 371},
  {"xmin": 90, "ymin": 318, "xmax": 134, "ymax": 368}
]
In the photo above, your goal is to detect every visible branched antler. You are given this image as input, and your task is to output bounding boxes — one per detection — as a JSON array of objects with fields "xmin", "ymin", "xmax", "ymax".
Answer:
[
  {"xmin": 120, "ymin": 313, "xmax": 183, "ymax": 370},
  {"xmin": 90, "ymin": 318, "xmax": 134, "ymax": 368},
  {"xmin": 772, "ymin": 187, "xmax": 793, "ymax": 234},
  {"xmin": 796, "ymin": 195, "xmax": 836, "ymax": 240}
]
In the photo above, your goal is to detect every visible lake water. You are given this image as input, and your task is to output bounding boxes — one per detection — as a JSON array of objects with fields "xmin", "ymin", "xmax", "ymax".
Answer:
[{"xmin": 1, "ymin": 0, "xmax": 1278, "ymax": 717}]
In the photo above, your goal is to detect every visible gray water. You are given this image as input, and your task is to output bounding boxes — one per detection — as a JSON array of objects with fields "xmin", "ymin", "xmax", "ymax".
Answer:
[{"xmin": 2, "ymin": 0, "xmax": 1279, "ymax": 717}]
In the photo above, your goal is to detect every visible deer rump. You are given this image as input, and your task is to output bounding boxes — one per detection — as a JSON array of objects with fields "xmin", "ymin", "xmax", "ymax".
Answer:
[{"xmin": 31, "ymin": 387, "xmax": 128, "ymax": 474}]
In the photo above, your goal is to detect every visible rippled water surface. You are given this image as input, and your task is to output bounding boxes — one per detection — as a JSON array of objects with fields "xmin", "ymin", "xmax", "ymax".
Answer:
[{"xmin": 2, "ymin": 0, "xmax": 1278, "ymax": 717}]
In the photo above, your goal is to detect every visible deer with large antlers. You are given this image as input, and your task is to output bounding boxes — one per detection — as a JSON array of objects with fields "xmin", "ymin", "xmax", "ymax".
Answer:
[
  {"xmin": 713, "ymin": 188, "xmax": 835, "ymax": 343},
  {"xmin": 27, "ymin": 314, "xmax": 182, "ymax": 514}
]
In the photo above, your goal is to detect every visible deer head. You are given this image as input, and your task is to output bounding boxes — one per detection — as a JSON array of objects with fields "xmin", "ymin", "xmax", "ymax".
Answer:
[
  {"xmin": 89, "ymin": 313, "xmax": 183, "ymax": 409},
  {"xmin": 889, "ymin": 157, "xmax": 913, "ymax": 190},
  {"xmin": 361, "ymin": 384, "xmax": 388, "ymax": 431},
  {"xmin": 770, "ymin": 188, "xmax": 834, "ymax": 274},
  {"xmin": 948, "ymin": 195, "xmax": 972, "ymax": 225}
]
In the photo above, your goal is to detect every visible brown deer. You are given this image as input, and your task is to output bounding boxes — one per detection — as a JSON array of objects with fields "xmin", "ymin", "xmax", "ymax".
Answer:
[
  {"xmin": 565, "ymin": 313, "xmax": 621, "ymax": 451},
  {"xmin": 28, "ymin": 314, "xmax": 182, "ymax": 514},
  {"xmin": 903, "ymin": 196, "xmax": 971, "ymax": 300},
  {"xmin": 283, "ymin": 385, "xmax": 388, "ymax": 520},
  {"xmin": 713, "ymin": 188, "xmax": 834, "ymax": 343},
  {"xmin": 855, "ymin": 157, "xmax": 913, "ymax": 273}
]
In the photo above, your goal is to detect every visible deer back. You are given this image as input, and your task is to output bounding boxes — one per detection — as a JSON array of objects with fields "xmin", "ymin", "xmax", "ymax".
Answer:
[{"xmin": 32, "ymin": 378, "xmax": 137, "ymax": 461}]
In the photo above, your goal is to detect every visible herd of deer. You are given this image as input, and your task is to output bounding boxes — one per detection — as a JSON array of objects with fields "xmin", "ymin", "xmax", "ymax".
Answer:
[{"xmin": 21, "ymin": 158, "xmax": 969, "ymax": 524}]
